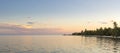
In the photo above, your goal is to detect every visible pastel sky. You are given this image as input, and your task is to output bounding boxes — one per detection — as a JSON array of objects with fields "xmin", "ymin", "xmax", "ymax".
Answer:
[{"xmin": 0, "ymin": 0, "xmax": 120, "ymax": 35}]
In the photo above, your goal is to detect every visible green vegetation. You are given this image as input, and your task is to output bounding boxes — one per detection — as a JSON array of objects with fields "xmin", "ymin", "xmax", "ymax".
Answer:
[{"xmin": 72, "ymin": 22, "xmax": 120, "ymax": 38}]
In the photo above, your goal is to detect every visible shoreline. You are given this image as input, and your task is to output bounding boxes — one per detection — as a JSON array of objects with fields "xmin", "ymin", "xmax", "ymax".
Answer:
[{"xmin": 70, "ymin": 35, "xmax": 120, "ymax": 38}]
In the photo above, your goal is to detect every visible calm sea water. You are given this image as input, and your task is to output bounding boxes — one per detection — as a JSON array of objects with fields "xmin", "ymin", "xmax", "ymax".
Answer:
[{"xmin": 0, "ymin": 35, "xmax": 120, "ymax": 53}]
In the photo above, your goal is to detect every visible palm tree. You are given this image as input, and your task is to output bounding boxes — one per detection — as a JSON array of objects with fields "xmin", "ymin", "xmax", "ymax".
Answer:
[{"xmin": 112, "ymin": 22, "xmax": 118, "ymax": 38}]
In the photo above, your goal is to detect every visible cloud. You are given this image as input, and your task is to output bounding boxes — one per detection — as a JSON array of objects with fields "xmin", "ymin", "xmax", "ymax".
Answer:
[
  {"xmin": 27, "ymin": 17, "xmax": 32, "ymax": 20},
  {"xmin": 26, "ymin": 17, "xmax": 35, "ymax": 25},
  {"xmin": 0, "ymin": 23, "xmax": 64, "ymax": 35},
  {"xmin": 87, "ymin": 21, "xmax": 91, "ymax": 24},
  {"xmin": 98, "ymin": 21, "xmax": 108, "ymax": 24},
  {"xmin": 27, "ymin": 21, "xmax": 34, "ymax": 25}
]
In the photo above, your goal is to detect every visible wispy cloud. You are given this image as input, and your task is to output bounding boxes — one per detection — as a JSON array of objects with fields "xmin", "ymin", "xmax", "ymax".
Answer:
[
  {"xmin": 27, "ymin": 21, "xmax": 34, "ymax": 25},
  {"xmin": 0, "ymin": 23, "xmax": 63, "ymax": 35},
  {"xmin": 98, "ymin": 21, "xmax": 108, "ymax": 24}
]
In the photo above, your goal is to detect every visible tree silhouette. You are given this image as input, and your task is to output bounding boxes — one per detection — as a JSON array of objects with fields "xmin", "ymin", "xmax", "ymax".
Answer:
[
  {"xmin": 72, "ymin": 21, "xmax": 120, "ymax": 38},
  {"xmin": 112, "ymin": 22, "xmax": 119, "ymax": 38}
]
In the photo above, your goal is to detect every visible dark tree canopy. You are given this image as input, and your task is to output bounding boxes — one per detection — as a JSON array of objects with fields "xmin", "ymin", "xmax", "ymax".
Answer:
[{"xmin": 72, "ymin": 22, "xmax": 120, "ymax": 38}]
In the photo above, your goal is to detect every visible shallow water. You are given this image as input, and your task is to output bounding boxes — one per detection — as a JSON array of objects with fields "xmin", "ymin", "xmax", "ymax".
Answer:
[{"xmin": 0, "ymin": 35, "xmax": 120, "ymax": 53}]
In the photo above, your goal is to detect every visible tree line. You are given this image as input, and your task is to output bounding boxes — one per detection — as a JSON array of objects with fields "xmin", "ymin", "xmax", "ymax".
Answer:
[{"xmin": 72, "ymin": 22, "xmax": 120, "ymax": 38}]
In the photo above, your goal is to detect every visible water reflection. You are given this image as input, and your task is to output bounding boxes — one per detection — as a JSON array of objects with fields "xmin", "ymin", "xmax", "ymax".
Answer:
[
  {"xmin": 0, "ymin": 35, "xmax": 120, "ymax": 53},
  {"xmin": 97, "ymin": 37, "xmax": 120, "ymax": 53}
]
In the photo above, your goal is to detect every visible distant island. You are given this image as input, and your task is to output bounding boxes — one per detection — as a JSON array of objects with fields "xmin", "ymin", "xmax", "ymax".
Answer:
[{"xmin": 72, "ymin": 22, "xmax": 120, "ymax": 38}]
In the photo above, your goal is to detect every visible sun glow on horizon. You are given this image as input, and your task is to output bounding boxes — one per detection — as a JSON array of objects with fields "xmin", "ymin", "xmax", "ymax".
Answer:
[{"xmin": 22, "ymin": 25, "xmax": 33, "ymax": 29}]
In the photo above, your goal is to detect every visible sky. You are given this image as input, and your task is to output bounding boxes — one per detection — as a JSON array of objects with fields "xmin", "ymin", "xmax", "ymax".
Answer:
[{"xmin": 0, "ymin": 0, "xmax": 120, "ymax": 35}]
